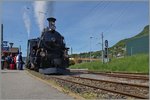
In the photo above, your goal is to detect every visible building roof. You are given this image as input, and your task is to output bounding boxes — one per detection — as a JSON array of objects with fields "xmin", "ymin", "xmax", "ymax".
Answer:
[
  {"xmin": 2, "ymin": 47, "xmax": 19, "ymax": 53},
  {"xmin": 9, "ymin": 47, "xmax": 19, "ymax": 53}
]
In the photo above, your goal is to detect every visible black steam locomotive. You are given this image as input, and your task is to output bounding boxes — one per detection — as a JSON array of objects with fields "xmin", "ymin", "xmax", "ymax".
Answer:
[{"xmin": 26, "ymin": 17, "xmax": 70, "ymax": 74}]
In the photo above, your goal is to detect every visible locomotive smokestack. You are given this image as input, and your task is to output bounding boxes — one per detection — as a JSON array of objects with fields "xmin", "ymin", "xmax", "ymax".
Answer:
[{"xmin": 47, "ymin": 17, "xmax": 56, "ymax": 31}]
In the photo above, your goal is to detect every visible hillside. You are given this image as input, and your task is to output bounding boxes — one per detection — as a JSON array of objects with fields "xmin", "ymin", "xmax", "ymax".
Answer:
[
  {"xmin": 109, "ymin": 25, "xmax": 149, "ymax": 56},
  {"xmin": 112, "ymin": 25, "xmax": 149, "ymax": 49},
  {"xmin": 70, "ymin": 25, "xmax": 149, "ymax": 58},
  {"xmin": 134, "ymin": 25, "xmax": 149, "ymax": 37}
]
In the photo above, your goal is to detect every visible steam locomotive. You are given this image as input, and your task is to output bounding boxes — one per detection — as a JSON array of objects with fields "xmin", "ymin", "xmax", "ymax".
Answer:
[{"xmin": 26, "ymin": 17, "xmax": 70, "ymax": 74}]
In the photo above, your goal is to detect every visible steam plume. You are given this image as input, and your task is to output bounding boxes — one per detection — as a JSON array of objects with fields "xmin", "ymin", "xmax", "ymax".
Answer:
[
  {"xmin": 23, "ymin": 7, "xmax": 31, "ymax": 39},
  {"xmin": 33, "ymin": 1, "xmax": 54, "ymax": 33},
  {"xmin": 47, "ymin": 1, "xmax": 54, "ymax": 17}
]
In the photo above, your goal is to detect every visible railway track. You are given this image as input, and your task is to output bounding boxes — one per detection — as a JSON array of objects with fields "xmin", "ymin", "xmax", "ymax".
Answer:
[
  {"xmin": 88, "ymin": 71, "xmax": 149, "ymax": 80},
  {"xmin": 28, "ymin": 70, "xmax": 149, "ymax": 99},
  {"xmin": 88, "ymin": 72, "xmax": 149, "ymax": 80},
  {"xmin": 50, "ymin": 76, "xmax": 149, "ymax": 99},
  {"xmin": 88, "ymin": 71, "xmax": 148, "ymax": 75},
  {"xmin": 72, "ymin": 76, "xmax": 149, "ymax": 88},
  {"xmin": 70, "ymin": 70, "xmax": 149, "ymax": 81}
]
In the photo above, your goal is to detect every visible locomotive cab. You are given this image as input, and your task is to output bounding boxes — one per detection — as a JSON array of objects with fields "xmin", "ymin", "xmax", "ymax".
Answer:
[{"xmin": 26, "ymin": 38, "xmax": 39, "ymax": 70}]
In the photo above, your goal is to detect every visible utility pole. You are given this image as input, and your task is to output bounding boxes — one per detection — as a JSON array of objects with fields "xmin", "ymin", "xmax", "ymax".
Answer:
[
  {"xmin": 19, "ymin": 45, "xmax": 21, "ymax": 52},
  {"xmin": 19, "ymin": 41, "xmax": 22, "ymax": 52},
  {"xmin": 1, "ymin": 24, "xmax": 3, "ymax": 43},
  {"xmin": 1, "ymin": 24, "xmax": 3, "ymax": 53},
  {"xmin": 90, "ymin": 36, "xmax": 93, "ymax": 62},
  {"xmin": 101, "ymin": 33, "xmax": 104, "ymax": 64},
  {"xmin": 71, "ymin": 47, "xmax": 73, "ymax": 55}
]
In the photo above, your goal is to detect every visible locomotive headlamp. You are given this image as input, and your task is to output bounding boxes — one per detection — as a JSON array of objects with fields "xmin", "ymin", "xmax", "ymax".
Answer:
[
  {"xmin": 40, "ymin": 51, "xmax": 46, "ymax": 57},
  {"xmin": 47, "ymin": 17, "xmax": 56, "ymax": 31},
  {"xmin": 40, "ymin": 48, "xmax": 46, "ymax": 57},
  {"xmin": 51, "ymin": 37, "xmax": 56, "ymax": 42}
]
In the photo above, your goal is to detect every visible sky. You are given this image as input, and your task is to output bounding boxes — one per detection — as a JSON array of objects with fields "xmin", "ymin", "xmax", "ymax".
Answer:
[{"xmin": 1, "ymin": 0, "xmax": 149, "ymax": 56}]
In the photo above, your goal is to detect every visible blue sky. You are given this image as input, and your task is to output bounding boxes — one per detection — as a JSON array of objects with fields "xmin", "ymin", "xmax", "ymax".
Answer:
[{"xmin": 1, "ymin": 1, "xmax": 149, "ymax": 56}]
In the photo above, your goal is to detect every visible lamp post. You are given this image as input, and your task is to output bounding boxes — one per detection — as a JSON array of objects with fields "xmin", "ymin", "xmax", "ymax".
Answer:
[
  {"xmin": 96, "ymin": 42, "xmax": 102, "ymax": 60},
  {"xmin": 9, "ymin": 43, "xmax": 14, "ymax": 48},
  {"xmin": 89, "ymin": 34, "xmax": 104, "ymax": 63},
  {"xmin": 91, "ymin": 35, "xmax": 103, "ymax": 63}
]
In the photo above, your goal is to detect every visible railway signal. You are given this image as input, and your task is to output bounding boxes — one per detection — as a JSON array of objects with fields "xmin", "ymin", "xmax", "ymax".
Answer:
[
  {"xmin": 104, "ymin": 40, "xmax": 109, "ymax": 63},
  {"xmin": 104, "ymin": 48, "xmax": 108, "ymax": 58},
  {"xmin": 105, "ymin": 40, "xmax": 108, "ymax": 48}
]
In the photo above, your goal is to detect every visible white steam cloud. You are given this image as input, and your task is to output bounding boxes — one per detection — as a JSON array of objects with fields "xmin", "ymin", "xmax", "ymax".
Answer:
[
  {"xmin": 23, "ymin": 8, "xmax": 31, "ymax": 39},
  {"xmin": 33, "ymin": 1, "xmax": 54, "ymax": 33},
  {"xmin": 34, "ymin": 1, "xmax": 47, "ymax": 32}
]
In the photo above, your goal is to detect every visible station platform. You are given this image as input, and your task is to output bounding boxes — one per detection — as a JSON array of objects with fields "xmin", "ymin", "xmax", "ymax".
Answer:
[{"xmin": 0, "ymin": 70, "xmax": 75, "ymax": 99}]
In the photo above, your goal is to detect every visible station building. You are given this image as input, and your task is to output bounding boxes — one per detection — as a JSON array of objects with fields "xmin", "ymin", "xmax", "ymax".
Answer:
[{"xmin": 2, "ymin": 41, "xmax": 19, "ymax": 56}]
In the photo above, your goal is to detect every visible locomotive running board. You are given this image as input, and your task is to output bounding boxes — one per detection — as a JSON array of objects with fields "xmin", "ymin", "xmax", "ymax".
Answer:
[{"xmin": 39, "ymin": 68, "xmax": 70, "ymax": 75}]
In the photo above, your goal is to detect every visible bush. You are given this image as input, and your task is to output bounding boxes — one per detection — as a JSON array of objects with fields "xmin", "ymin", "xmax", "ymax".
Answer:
[{"xmin": 69, "ymin": 60, "xmax": 75, "ymax": 66}]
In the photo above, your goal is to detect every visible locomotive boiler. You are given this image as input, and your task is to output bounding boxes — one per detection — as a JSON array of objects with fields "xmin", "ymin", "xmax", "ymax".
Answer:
[{"xmin": 26, "ymin": 17, "xmax": 70, "ymax": 74}]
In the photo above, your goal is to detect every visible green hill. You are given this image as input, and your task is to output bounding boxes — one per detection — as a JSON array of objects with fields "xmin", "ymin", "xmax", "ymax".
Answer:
[
  {"xmin": 70, "ymin": 25, "xmax": 149, "ymax": 58},
  {"xmin": 134, "ymin": 25, "xmax": 149, "ymax": 37},
  {"xmin": 109, "ymin": 25, "xmax": 149, "ymax": 56},
  {"xmin": 112, "ymin": 25, "xmax": 149, "ymax": 49}
]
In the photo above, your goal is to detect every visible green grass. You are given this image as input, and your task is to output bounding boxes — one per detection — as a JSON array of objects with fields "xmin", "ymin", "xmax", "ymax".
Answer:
[{"xmin": 69, "ymin": 54, "xmax": 149, "ymax": 73}]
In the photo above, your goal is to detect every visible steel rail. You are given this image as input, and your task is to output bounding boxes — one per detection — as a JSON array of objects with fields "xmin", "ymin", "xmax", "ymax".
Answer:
[
  {"xmin": 69, "ymin": 69, "xmax": 148, "ymax": 75},
  {"xmin": 72, "ymin": 76, "xmax": 149, "ymax": 88},
  {"xmin": 88, "ymin": 71, "xmax": 148, "ymax": 75},
  {"xmin": 86, "ymin": 71, "xmax": 149, "ymax": 80},
  {"xmin": 70, "ymin": 70, "xmax": 149, "ymax": 80},
  {"xmin": 50, "ymin": 76, "xmax": 148, "ymax": 99}
]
